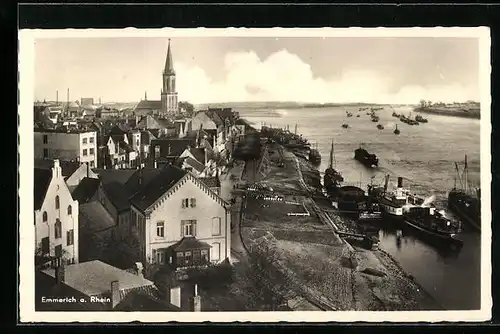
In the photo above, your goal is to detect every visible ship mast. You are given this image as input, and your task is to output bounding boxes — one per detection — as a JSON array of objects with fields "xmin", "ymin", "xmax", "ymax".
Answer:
[
  {"xmin": 464, "ymin": 154, "xmax": 468, "ymax": 194},
  {"xmin": 454, "ymin": 161, "xmax": 464, "ymax": 190}
]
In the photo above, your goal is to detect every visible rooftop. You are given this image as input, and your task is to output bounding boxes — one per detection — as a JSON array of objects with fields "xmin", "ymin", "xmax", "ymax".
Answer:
[
  {"xmin": 130, "ymin": 165, "xmax": 187, "ymax": 212},
  {"xmin": 34, "ymin": 127, "xmax": 97, "ymax": 134},
  {"xmin": 71, "ymin": 177, "xmax": 101, "ymax": 204},
  {"xmin": 199, "ymin": 176, "xmax": 221, "ymax": 188},
  {"xmin": 41, "ymin": 260, "xmax": 154, "ymax": 297},
  {"xmin": 34, "ymin": 168, "xmax": 53, "ymax": 211},
  {"xmin": 93, "ymin": 168, "xmax": 137, "ymax": 185},
  {"xmin": 79, "ymin": 201, "xmax": 116, "ymax": 233},
  {"xmin": 173, "ymin": 236, "xmax": 211, "ymax": 252},
  {"xmin": 34, "ymin": 159, "xmax": 81, "ymax": 178}
]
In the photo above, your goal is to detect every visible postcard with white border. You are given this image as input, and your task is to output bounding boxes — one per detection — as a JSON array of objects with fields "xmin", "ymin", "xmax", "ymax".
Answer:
[{"xmin": 19, "ymin": 27, "xmax": 491, "ymax": 323}]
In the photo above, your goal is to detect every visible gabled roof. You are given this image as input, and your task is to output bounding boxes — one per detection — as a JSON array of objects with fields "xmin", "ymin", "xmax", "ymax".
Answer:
[
  {"xmin": 79, "ymin": 201, "xmax": 116, "ymax": 233},
  {"xmin": 125, "ymin": 167, "xmax": 164, "ymax": 196},
  {"xmin": 102, "ymin": 181, "xmax": 131, "ymax": 213},
  {"xmin": 188, "ymin": 147, "xmax": 206, "ymax": 164},
  {"xmin": 172, "ymin": 237, "xmax": 210, "ymax": 252},
  {"xmin": 209, "ymin": 108, "xmax": 234, "ymax": 124},
  {"xmin": 34, "ymin": 168, "xmax": 52, "ymax": 211},
  {"xmin": 34, "ymin": 159, "xmax": 81, "ymax": 179},
  {"xmin": 182, "ymin": 157, "xmax": 206, "ymax": 174},
  {"xmin": 130, "ymin": 167, "xmax": 229, "ymax": 214},
  {"xmin": 114, "ymin": 290, "xmax": 181, "ymax": 311},
  {"xmin": 135, "ymin": 100, "xmax": 162, "ymax": 111},
  {"xmin": 150, "ymin": 138, "xmax": 196, "ymax": 158},
  {"xmin": 130, "ymin": 165, "xmax": 187, "ymax": 212},
  {"xmin": 71, "ymin": 177, "xmax": 101, "ymax": 204},
  {"xmin": 141, "ymin": 130, "xmax": 156, "ymax": 144},
  {"xmin": 199, "ymin": 176, "xmax": 221, "ymax": 188},
  {"xmin": 93, "ymin": 169, "xmax": 136, "ymax": 185},
  {"xmin": 205, "ymin": 110, "xmax": 223, "ymax": 127}
]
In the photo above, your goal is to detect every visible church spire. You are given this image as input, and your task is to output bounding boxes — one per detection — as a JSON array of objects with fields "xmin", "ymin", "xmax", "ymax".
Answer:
[{"xmin": 164, "ymin": 39, "xmax": 175, "ymax": 75}]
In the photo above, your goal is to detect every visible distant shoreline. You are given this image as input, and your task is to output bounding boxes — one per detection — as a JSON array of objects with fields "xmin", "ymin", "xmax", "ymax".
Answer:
[{"xmin": 413, "ymin": 107, "xmax": 480, "ymax": 120}]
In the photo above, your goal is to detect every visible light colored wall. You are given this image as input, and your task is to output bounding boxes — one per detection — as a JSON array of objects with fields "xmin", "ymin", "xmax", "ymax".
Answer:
[
  {"xmin": 34, "ymin": 161, "xmax": 79, "ymax": 263},
  {"xmin": 34, "ymin": 131, "xmax": 97, "ymax": 167},
  {"xmin": 133, "ymin": 175, "xmax": 230, "ymax": 265}
]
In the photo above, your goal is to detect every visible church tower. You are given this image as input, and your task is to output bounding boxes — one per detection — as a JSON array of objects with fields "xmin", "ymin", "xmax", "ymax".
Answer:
[{"xmin": 161, "ymin": 39, "xmax": 178, "ymax": 117}]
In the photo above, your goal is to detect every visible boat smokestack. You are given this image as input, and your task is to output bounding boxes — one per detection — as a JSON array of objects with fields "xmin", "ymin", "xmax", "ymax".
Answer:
[{"xmin": 397, "ymin": 177, "xmax": 403, "ymax": 188}]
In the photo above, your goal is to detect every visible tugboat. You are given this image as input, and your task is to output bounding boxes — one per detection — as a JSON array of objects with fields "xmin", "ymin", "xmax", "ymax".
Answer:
[
  {"xmin": 392, "ymin": 111, "xmax": 400, "ymax": 118},
  {"xmin": 375, "ymin": 175, "xmax": 428, "ymax": 220},
  {"xmin": 354, "ymin": 147, "xmax": 378, "ymax": 168},
  {"xmin": 415, "ymin": 115, "xmax": 428, "ymax": 123},
  {"xmin": 394, "ymin": 124, "xmax": 400, "ymax": 135},
  {"xmin": 324, "ymin": 140, "xmax": 344, "ymax": 198},
  {"xmin": 448, "ymin": 155, "xmax": 481, "ymax": 231},
  {"xmin": 403, "ymin": 206, "xmax": 463, "ymax": 245},
  {"xmin": 377, "ymin": 124, "xmax": 384, "ymax": 130}
]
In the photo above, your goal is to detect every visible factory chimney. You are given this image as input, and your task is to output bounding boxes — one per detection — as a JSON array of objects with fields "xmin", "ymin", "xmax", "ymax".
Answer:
[{"xmin": 56, "ymin": 90, "xmax": 59, "ymax": 104}]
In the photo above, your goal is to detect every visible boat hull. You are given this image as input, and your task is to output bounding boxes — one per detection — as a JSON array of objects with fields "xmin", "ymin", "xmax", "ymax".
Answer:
[
  {"xmin": 448, "ymin": 201, "xmax": 481, "ymax": 231},
  {"xmin": 404, "ymin": 218, "xmax": 463, "ymax": 245}
]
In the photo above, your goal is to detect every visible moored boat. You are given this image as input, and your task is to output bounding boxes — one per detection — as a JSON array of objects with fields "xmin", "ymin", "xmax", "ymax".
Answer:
[
  {"xmin": 324, "ymin": 140, "xmax": 344, "ymax": 198},
  {"xmin": 403, "ymin": 206, "xmax": 463, "ymax": 244},
  {"xmin": 354, "ymin": 147, "xmax": 378, "ymax": 168},
  {"xmin": 448, "ymin": 155, "xmax": 481, "ymax": 231},
  {"xmin": 394, "ymin": 124, "xmax": 400, "ymax": 135},
  {"xmin": 377, "ymin": 124, "xmax": 384, "ymax": 130},
  {"xmin": 415, "ymin": 115, "xmax": 428, "ymax": 123},
  {"xmin": 342, "ymin": 123, "xmax": 349, "ymax": 128}
]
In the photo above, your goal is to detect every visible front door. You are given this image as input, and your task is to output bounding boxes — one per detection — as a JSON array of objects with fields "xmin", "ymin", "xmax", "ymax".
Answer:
[{"xmin": 55, "ymin": 244, "xmax": 62, "ymax": 258}]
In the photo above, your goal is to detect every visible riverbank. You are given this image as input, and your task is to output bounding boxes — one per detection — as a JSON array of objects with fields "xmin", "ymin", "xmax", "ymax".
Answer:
[
  {"xmin": 237, "ymin": 135, "xmax": 442, "ymax": 310},
  {"xmin": 413, "ymin": 107, "xmax": 480, "ymax": 119}
]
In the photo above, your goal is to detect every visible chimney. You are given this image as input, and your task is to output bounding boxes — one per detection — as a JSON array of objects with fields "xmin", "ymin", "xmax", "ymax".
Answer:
[
  {"xmin": 154, "ymin": 160, "xmax": 158, "ymax": 169},
  {"xmin": 55, "ymin": 258, "xmax": 65, "ymax": 285},
  {"xmin": 111, "ymin": 280, "xmax": 121, "ymax": 309},
  {"xmin": 134, "ymin": 262, "xmax": 144, "ymax": 278},
  {"xmin": 87, "ymin": 162, "xmax": 90, "ymax": 178},
  {"xmin": 397, "ymin": 177, "xmax": 403, "ymax": 189},
  {"xmin": 192, "ymin": 284, "xmax": 201, "ymax": 312},
  {"xmin": 56, "ymin": 90, "xmax": 58, "ymax": 104},
  {"xmin": 52, "ymin": 159, "xmax": 61, "ymax": 179},
  {"xmin": 168, "ymin": 144, "xmax": 171, "ymax": 156}
]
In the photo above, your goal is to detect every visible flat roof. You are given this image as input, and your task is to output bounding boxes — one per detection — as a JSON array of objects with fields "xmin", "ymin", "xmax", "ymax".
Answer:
[{"xmin": 42, "ymin": 260, "xmax": 154, "ymax": 297}]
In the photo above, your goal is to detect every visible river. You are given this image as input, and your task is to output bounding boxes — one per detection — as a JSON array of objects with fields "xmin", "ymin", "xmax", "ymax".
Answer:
[{"xmin": 240, "ymin": 105, "xmax": 481, "ymax": 310}]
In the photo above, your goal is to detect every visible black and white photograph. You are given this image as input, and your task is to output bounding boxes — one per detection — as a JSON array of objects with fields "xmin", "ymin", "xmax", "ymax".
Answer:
[{"xmin": 19, "ymin": 27, "xmax": 491, "ymax": 322}]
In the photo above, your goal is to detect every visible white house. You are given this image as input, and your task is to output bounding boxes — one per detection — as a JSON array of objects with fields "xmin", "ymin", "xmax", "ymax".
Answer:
[
  {"xmin": 34, "ymin": 159, "xmax": 79, "ymax": 264},
  {"xmin": 129, "ymin": 165, "xmax": 231, "ymax": 268}
]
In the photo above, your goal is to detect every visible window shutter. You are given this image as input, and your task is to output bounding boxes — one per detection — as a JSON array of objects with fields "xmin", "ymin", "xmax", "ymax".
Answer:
[
  {"xmin": 180, "ymin": 221, "xmax": 184, "ymax": 237},
  {"xmin": 152, "ymin": 249, "xmax": 157, "ymax": 264},
  {"xmin": 190, "ymin": 198, "xmax": 196, "ymax": 208},
  {"xmin": 181, "ymin": 199, "xmax": 185, "ymax": 208},
  {"xmin": 193, "ymin": 221, "xmax": 197, "ymax": 236}
]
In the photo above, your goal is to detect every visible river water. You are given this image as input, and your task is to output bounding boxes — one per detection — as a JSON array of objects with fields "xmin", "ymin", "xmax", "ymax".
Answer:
[{"xmin": 240, "ymin": 106, "xmax": 481, "ymax": 310}]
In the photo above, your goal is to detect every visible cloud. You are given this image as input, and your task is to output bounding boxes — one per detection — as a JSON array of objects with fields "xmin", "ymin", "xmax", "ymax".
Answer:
[{"xmin": 175, "ymin": 49, "xmax": 479, "ymax": 105}]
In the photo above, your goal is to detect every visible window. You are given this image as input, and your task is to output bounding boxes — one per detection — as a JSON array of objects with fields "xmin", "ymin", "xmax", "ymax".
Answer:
[
  {"xmin": 136, "ymin": 139, "xmax": 140, "ymax": 146},
  {"xmin": 83, "ymin": 149, "xmax": 88, "ymax": 156},
  {"xmin": 212, "ymin": 217, "xmax": 221, "ymax": 236},
  {"xmin": 54, "ymin": 219, "xmax": 62, "ymax": 239},
  {"xmin": 43, "ymin": 148, "xmax": 49, "ymax": 158},
  {"xmin": 177, "ymin": 252, "xmax": 184, "ymax": 266},
  {"xmin": 67, "ymin": 205, "xmax": 72, "ymax": 215},
  {"xmin": 67, "ymin": 229, "xmax": 74, "ymax": 246},
  {"xmin": 190, "ymin": 198, "xmax": 196, "ymax": 208},
  {"xmin": 90, "ymin": 161, "xmax": 95, "ymax": 167},
  {"xmin": 55, "ymin": 244, "xmax": 62, "ymax": 258},
  {"xmin": 41, "ymin": 237, "xmax": 49, "ymax": 255},
  {"xmin": 181, "ymin": 198, "xmax": 189, "ymax": 208},
  {"xmin": 212, "ymin": 243, "xmax": 220, "ymax": 261},
  {"xmin": 89, "ymin": 137, "xmax": 94, "ymax": 143},
  {"xmin": 184, "ymin": 251, "xmax": 192, "ymax": 266},
  {"xmin": 82, "ymin": 138, "xmax": 87, "ymax": 144},
  {"xmin": 155, "ymin": 250, "xmax": 165, "ymax": 264},
  {"xmin": 156, "ymin": 221, "xmax": 165, "ymax": 238},
  {"xmin": 42, "ymin": 211, "xmax": 48, "ymax": 222},
  {"xmin": 201, "ymin": 249, "xmax": 209, "ymax": 263},
  {"xmin": 181, "ymin": 220, "xmax": 196, "ymax": 237},
  {"xmin": 89, "ymin": 148, "xmax": 94, "ymax": 155},
  {"xmin": 55, "ymin": 196, "xmax": 60, "ymax": 210},
  {"xmin": 43, "ymin": 135, "xmax": 48, "ymax": 144}
]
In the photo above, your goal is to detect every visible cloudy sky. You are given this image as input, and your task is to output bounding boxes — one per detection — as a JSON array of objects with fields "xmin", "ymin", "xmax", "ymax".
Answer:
[{"xmin": 34, "ymin": 36, "xmax": 480, "ymax": 104}]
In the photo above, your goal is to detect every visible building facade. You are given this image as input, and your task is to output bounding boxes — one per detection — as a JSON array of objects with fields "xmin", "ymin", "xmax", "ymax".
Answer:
[
  {"xmin": 34, "ymin": 160, "xmax": 79, "ymax": 264},
  {"xmin": 34, "ymin": 128, "xmax": 98, "ymax": 167},
  {"xmin": 129, "ymin": 166, "xmax": 231, "ymax": 268}
]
